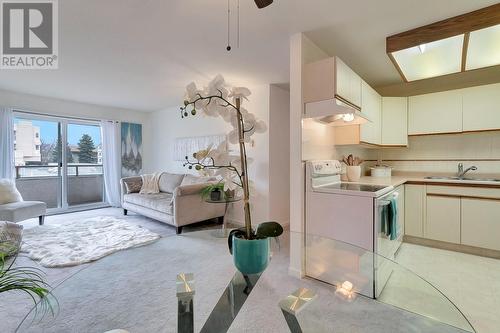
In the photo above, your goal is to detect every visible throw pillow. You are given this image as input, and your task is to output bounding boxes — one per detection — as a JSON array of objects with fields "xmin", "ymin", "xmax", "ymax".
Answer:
[
  {"xmin": 140, "ymin": 173, "xmax": 161, "ymax": 194},
  {"xmin": 180, "ymin": 174, "xmax": 217, "ymax": 186},
  {"xmin": 0, "ymin": 179, "xmax": 23, "ymax": 205},
  {"xmin": 124, "ymin": 179, "xmax": 142, "ymax": 194},
  {"xmin": 158, "ymin": 173, "xmax": 184, "ymax": 193}
]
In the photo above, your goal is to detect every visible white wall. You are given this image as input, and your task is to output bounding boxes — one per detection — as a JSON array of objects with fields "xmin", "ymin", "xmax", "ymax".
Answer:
[
  {"xmin": 0, "ymin": 88, "xmax": 152, "ymax": 171},
  {"xmin": 269, "ymin": 85, "xmax": 290, "ymax": 225},
  {"xmin": 148, "ymin": 84, "xmax": 272, "ymax": 225},
  {"xmin": 289, "ymin": 33, "xmax": 331, "ymax": 277}
]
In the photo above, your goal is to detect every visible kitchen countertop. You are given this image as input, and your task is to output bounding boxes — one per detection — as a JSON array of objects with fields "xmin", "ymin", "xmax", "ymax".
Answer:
[{"xmin": 346, "ymin": 172, "xmax": 500, "ymax": 188}]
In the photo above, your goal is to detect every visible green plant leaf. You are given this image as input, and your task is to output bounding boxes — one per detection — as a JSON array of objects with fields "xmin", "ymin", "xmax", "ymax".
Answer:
[
  {"xmin": 255, "ymin": 222, "xmax": 283, "ymax": 238},
  {"xmin": 0, "ymin": 250, "xmax": 57, "ymax": 318}
]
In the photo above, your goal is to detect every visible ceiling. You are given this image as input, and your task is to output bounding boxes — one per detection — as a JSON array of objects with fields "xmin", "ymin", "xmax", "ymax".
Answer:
[{"xmin": 0, "ymin": 0, "xmax": 497, "ymax": 111}]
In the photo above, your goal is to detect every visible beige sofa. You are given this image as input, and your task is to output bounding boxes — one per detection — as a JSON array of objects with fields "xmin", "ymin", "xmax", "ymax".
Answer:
[{"xmin": 120, "ymin": 173, "xmax": 226, "ymax": 234}]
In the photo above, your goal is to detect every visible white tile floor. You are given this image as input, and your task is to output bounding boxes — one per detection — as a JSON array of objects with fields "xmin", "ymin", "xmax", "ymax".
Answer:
[{"xmin": 396, "ymin": 243, "xmax": 500, "ymax": 333}]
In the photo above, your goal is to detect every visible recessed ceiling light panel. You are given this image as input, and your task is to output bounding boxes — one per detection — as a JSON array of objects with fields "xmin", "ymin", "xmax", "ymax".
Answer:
[
  {"xmin": 391, "ymin": 35, "xmax": 464, "ymax": 81},
  {"xmin": 466, "ymin": 24, "xmax": 500, "ymax": 70}
]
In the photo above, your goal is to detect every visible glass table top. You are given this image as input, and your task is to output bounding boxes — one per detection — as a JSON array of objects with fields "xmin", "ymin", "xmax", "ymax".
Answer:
[
  {"xmin": 14, "ymin": 230, "xmax": 475, "ymax": 333},
  {"xmin": 204, "ymin": 197, "xmax": 242, "ymax": 204}
]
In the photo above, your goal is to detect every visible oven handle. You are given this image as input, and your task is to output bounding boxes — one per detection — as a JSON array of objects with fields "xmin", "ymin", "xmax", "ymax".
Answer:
[{"xmin": 378, "ymin": 191, "xmax": 399, "ymax": 206}]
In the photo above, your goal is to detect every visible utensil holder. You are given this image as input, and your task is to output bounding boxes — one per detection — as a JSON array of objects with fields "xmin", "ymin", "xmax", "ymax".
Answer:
[{"xmin": 346, "ymin": 166, "xmax": 361, "ymax": 181}]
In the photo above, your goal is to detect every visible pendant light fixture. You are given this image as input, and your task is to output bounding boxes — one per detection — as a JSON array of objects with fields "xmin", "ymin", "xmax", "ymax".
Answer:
[{"xmin": 226, "ymin": 0, "xmax": 274, "ymax": 51}]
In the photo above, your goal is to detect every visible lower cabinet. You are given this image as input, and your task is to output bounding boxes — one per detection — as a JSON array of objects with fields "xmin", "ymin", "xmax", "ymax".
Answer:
[
  {"xmin": 395, "ymin": 185, "xmax": 405, "ymax": 236},
  {"xmin": 404, "ymin": 184, "xmax": 500, "ymax": 252},
  {"xmin": 425, "ymin": 195, "xmax": 461, "ymax": 243},
  {"xmin": 404, "ymin": 184, "xmax": 424, "ymax": 237},
  {"xmin": 461, "ymin": 198, "xmax": 500, "ymax": 251}
]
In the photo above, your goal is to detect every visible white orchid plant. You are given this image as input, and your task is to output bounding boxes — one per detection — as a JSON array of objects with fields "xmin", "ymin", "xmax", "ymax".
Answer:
[{"xmin": 180, "ymin": 75, "xmax": 282, "ymax": 241}]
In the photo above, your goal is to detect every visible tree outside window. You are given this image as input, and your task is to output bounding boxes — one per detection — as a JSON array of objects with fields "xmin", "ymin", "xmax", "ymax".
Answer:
[{"xmin": 77, "ymin": 134, "xmax": 97, "ymax": 164}]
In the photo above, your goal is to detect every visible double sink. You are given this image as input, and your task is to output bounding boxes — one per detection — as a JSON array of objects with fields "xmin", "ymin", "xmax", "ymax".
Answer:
[{"xmin": 424, "ymin": 176, "xmax": 500, "ymax": 182}]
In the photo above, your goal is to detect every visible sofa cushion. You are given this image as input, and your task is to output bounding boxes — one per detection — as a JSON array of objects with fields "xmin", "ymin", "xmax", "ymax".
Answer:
[
  {"xmin": 0, "ymin": 179, "xmax": 23, "ymax": 204},
  {"xmin": 123, "ymin": 193, "xmax": 173, "ymax": 215},
  {"xmin": 180, "ymin": 174, "xmax": 217, "ymax": 186},
  {"xmin": 0, "ymin": 201, "xmax": 46, "ymax": 223},
  {"xmin": 158, "ymin": 173, "xmax": 184, "ymax": 193}
]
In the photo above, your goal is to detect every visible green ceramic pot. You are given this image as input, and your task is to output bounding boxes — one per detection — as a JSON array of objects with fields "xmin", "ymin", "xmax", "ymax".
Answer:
[{"xmin": 232, "ymin": 236, "xmax": 270, "ymax": 275}]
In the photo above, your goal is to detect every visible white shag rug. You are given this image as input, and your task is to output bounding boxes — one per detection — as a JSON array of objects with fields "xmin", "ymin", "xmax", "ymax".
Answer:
[{"xmin": 21, "ymin": 216, "xmax": 160, "ymax": 267}]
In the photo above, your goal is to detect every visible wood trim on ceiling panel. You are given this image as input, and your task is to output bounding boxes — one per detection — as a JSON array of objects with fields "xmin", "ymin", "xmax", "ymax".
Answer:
[
  {"xmin": 386, "ymin": 3, "xmax": 500, "ymax": 53},
  {"xmin": 375, "ymin": 65, "xmax": 500, "ymax": 97},
  {"xmin": 461, "ymin": 32, "xmax": 470, "ymax": 72},
  {"xmin": 387, "ymin": 53, "xmax": 408, "ymax": 83}
]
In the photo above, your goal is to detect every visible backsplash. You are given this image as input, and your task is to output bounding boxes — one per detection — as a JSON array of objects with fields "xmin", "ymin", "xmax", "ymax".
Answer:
[
  {"xmin": 302, "ymin": 121, "xmax": 500, "ymax": 175},
  {"xmin": 371, "ymin": 131, "xmax": 500, "ymax": 175}
]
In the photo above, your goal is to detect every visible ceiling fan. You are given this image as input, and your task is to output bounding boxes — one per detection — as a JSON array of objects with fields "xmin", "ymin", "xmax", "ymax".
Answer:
[
  {"xmin": 254, "ymin": 0, "xmax": 273, "ymax": 9},
  {"xmin": 225, "ymin": 0, "xmax": 274, "ymax": 51}
]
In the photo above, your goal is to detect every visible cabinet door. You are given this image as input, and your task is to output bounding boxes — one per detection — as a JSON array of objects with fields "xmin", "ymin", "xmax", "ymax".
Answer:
[
  {"xmin": 335, "ymin": 58, "xmax": 351, "ymax": 103},
  {"xmin": 360, "ymin": 81, "xmax": 381, "ymax": 145},
  {"xmin": 408, "ymin": 90, "xmax": 462, "ymax": 135},
  {"xmin": 462, "ymin": 83, "xmax": 500, "ymax": 132},
  {"xmin": 404, "ymin": 185, "xmax": 424, "ymax": 237},
  {"xmin": 425, "ymin": 195, "xmax": 460, "ymax": 243},
  {"xmin": 461, "ymin": 198, "xmax": 500, "ymax": 251},
  {"xmin": 382, "ymin": 97, "xmax": 408, "ymax": 146},
  {"xmin": 350, "ymin": 71, "xmax": 362, "ymax": 108}
]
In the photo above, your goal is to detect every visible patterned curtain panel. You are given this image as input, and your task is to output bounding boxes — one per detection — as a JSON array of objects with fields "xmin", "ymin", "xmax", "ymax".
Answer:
[{"xmin": 174, "ymin": 135, "xmax": 227, "ymax": 161}]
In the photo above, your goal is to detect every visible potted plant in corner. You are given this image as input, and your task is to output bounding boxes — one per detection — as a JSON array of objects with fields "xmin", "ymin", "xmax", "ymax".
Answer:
[{"xmin": 181, "ymin": 75, "xmax": 283, "ymax": 275}]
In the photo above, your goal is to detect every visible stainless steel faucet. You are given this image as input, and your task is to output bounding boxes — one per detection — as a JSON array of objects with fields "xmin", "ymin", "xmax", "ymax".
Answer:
[{"xmin": 457, "ymin": 163, "xmax": 477, "ymax": 179}]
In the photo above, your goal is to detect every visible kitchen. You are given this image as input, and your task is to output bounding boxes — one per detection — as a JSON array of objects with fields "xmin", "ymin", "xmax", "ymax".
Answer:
[{"xmin": 289, "ymin": 4, "xmax": 500, "ymax": 333}]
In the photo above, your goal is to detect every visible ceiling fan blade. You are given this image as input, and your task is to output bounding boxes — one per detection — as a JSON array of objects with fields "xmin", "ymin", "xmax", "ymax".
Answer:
[{"xmin": 254, "ymin": 0, "xmax": 273, "ymax": 9}]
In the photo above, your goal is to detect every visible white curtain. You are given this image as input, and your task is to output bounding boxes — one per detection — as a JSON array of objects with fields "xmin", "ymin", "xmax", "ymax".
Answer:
[
  {"xmin": 101, "ymin": 120, "xmax": 121, "ymax": 207},
  {"xmin": 0, "ymin": 107, "xmax": 14, "ymax": 179}
]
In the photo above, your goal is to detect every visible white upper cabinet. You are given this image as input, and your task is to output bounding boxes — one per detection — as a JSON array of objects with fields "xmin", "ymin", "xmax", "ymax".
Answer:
[
  {"xmin": 360, "ymin": 80, "xmax": 381, "ymax": 145},
  {"xmin": 408, "ymin": 90, "xmax": 463, "ymax": 135},
  {"xmin": 303, "ymin": 57, "xmax": 362, "ymax": 112},
  {"xmin": 462, "ymin": 83, "xmax": 500, "ymax": 132},
  {"xmin": 336, "ymin": 57, "xmax": 362, "ymax": 108},
  {"xmin": 382, "ymin": 97, "xmax": 408, "ymax": 146}
]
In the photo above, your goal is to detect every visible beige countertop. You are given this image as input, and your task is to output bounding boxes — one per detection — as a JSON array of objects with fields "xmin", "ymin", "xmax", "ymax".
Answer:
[{"xmin": 346, "ymin": 172, "xmax": 500, "ymax": 188}]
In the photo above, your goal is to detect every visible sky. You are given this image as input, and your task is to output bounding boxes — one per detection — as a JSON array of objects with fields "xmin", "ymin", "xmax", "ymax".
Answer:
[{"xmin": 14, "ymin": 118, "xmax": 101, "ymax": 145}]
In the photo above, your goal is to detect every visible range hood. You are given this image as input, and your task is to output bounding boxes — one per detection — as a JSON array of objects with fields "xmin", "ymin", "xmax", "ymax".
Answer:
[{"xmin": 304, "ymin": 97, "xmax": 371, "ymax": 126}]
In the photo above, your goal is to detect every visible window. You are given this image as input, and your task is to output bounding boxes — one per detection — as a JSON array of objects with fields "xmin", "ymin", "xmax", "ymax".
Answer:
[{"xmin": 13, "ymin": 114, "xmax": 104, "ymax": 210}]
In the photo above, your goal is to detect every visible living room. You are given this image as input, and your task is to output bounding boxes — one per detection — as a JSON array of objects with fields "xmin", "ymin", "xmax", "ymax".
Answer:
[{"xmin": 2, "ymin": 1, "xmax": 500, "ymax": 332}]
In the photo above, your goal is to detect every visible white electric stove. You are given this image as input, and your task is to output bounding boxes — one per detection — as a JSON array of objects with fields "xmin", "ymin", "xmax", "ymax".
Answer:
[
  {"xmin": 308, "ymin": 159, "xmax": 393, "ymax": 197},
  {"xmin": 304, "ymin": 160, "xmax": 403, "ymax": 299}
]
